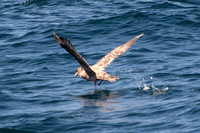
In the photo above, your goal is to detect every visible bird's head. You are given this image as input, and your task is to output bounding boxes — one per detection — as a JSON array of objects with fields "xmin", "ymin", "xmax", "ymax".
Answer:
[{"xmin": 74, "ymin": 67, "xmax": 82, "ymax": 77}]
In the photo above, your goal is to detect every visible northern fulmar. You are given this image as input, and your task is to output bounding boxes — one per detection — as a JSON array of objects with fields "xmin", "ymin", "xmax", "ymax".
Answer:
[{"xmin": 53, "ymin": 32, "xmax": 143, "ymax": 92}]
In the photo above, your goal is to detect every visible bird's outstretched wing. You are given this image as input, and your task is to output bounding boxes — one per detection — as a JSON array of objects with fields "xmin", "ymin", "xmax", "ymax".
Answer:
[
  {"xmin": 93, "ymin": 33, "xmax": 144, "ymax": 71},
  {"xmin": 53, "ymin": 32, "xmax": 97, "ymax": 81}
]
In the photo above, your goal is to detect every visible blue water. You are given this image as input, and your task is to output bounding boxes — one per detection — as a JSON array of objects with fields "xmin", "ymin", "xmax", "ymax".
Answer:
[{"xmin": 0, "ymin": 0, "xmax": 200, "ymax": 132}]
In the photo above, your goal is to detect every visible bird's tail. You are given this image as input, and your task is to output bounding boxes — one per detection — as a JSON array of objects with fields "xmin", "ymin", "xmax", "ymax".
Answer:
[{"xmin": 108, "ymin": 75, "xmax": 119, "ymax": 82}]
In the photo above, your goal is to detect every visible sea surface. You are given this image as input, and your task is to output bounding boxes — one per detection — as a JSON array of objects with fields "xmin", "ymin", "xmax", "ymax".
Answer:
[{"xmin": 0, "ymin": 0, "xmax": 200, "ymax": 133}]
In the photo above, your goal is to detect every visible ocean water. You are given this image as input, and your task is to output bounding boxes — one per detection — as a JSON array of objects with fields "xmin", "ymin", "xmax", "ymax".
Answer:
[{"xmin": 0, "ymin": 0, "xmax": 200, "ymax": 132}]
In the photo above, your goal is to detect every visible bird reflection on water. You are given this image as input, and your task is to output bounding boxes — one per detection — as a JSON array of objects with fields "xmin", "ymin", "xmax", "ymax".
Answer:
[
  {"xmin": 80, "ymin": 89, "xmax": 116, "ymax": 100},
  {"xmin": 78, "ymin": 89, "xmax": 123, "ymax": 114}
]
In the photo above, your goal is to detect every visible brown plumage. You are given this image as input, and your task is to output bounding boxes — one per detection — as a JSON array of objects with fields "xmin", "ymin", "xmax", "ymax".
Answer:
[{"xmin": 53, "ymin": 32, "xmax": 143, "ymax": 91}]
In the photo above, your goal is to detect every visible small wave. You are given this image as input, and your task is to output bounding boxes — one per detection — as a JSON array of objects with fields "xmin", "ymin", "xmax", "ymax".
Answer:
[
  {"xmin": 177, "ymin": 20, "xmax": 200, "ymax": 27},
  {"xmin": 169, "ymin": 0, "xmax": 200, "ymax": 5},
  {"xmin": 148, "ymin": 1, "xmax": 185, "ymax": 9},
  {"xmin": 170, "ymin": 51, "xmax": 199, "ymax": 57},
  {"xmin": 0, "ymin": 128, "xmax": 35, "ymax": 133}
]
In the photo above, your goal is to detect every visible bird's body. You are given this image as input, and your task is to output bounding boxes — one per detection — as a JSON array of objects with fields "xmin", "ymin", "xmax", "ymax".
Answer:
[
  {"xmin": 53, "ymin": 32, "xmax": 143, "ymax": 91},
  {"xmin": 76, "ymin": 65, "xmax": 119, "ymax": 82}
]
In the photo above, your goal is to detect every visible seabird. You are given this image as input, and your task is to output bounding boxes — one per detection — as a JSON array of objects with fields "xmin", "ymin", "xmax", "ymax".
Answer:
[{"xmin": 53, "ymin": 32, "xmax": 143, "ymax": 92}]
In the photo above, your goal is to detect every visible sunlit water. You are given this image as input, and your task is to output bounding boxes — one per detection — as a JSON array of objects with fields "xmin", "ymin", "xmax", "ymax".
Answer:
[{"xmin": 0, "ymin": 0, "xmax": 200, "ymax": 132}]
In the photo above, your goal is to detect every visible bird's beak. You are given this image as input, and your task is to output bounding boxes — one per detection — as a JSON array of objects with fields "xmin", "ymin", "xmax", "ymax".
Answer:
[{"xmin": 74, "ymin": 72, "xmax": 78, "ymax": 77}]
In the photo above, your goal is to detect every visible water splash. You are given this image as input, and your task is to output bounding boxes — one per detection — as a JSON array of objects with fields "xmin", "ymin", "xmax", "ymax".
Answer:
[
  {"xmin": 20, "ymin": 0, "xmax": 38, "ymax": 5},
  {"xmin": 138, "ymin": 76, "xmax": 168, "ymax": 95},
  {"xmin": 137, "ymin": 78, "xmax": 150, "ymax": 91},
  {"xmin": 119, "ymin": 67, "xmax": 169, "ymax": 95}
]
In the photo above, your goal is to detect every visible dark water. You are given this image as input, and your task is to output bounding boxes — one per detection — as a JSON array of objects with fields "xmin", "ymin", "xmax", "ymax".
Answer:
[{"xmin": 0, "ymin": 0, "xmax": 200, "ymax": 132}]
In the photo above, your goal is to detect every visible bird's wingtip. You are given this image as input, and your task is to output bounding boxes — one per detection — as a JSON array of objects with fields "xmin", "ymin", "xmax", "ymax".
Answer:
[
  {"xmin": 137, "ymin": 33, "xmax": 144, "ymax": 38},
  {"xmin": 53, "ymin": 32, "xmax": 57, "ymax": 37},
  {"xmin": 53, "ymin": 32, "xmax": 62, "ymax": 44},
  {"xmin": 53, "ymin": 32, "xmax": 59, "ymax": 39}
]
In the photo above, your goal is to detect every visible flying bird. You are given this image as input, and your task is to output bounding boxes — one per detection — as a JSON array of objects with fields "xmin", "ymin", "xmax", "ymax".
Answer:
[{"xmin": 53, "ymin": 32, "xmax": 143, "ymax": 92}]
